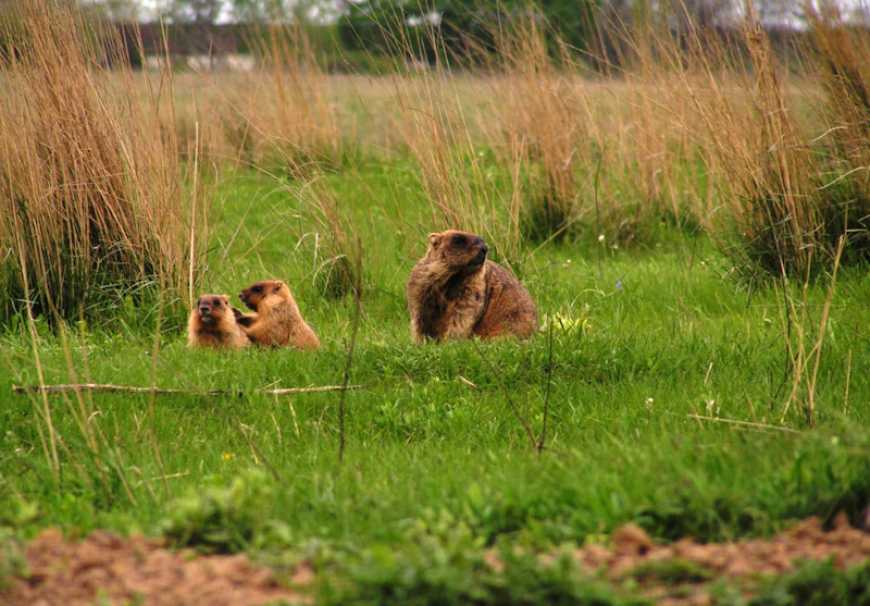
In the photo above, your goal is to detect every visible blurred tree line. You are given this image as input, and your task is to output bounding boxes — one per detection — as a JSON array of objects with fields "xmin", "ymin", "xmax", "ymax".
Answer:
[{"xmin": 0, "ymin": 0, "xmax": 844, "ymax": 71}]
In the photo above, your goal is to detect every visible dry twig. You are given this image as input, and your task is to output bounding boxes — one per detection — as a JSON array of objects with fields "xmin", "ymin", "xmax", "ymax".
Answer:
[{"xmin": 13, "ymin": 383, "xmax": 363, "ymax": 397}]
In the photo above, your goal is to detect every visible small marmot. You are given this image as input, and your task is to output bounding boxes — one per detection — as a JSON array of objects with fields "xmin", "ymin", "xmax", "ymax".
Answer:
[
  {"xmin": 238, "ymin": 280, "xmax": 320, "ymax": 350},
  {"xmin": 187, "ymin": 294, "xmax": 250, "ymax": 349},
  {"xmin": 406, "ymin": 229, "xmax": 537, "ymax": 342}
]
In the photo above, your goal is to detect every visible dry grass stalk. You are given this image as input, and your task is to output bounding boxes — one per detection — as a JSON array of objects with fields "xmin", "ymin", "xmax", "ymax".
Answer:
[
  {"xmin": 392, "ymin": 61, "xmax": 525, "ymax": 263},
  {"xmin": 13, "ymin": 383, "xmax": 364, "ymax": 396},
  {"xmin": 804, "ymin": 3, "xmax": 870, "ymax": 263},
  {"xmin": 620, "ymin": 18, "xmax": 706, "ymax": 225},
  {"xmin": 806, "ymin": 3, "xmax": 870, "ymax": 166},
  {"xmin": 242, "ymin": 24, "xmax": 345, "ymax": 173},
  {"xmin": 494, "ymin": 16, "xmax": 583, "ymax": 242},
  {"xmin": 0, "ymin": 1, "xmax": 204, "ymax": 321},
  {"xmin": 676, "ymin": 7, "xmax": 824, "ymax": 277},
  {"xmin": 779, "ymin": 236, "xmax": 845, "ymax": 427}
]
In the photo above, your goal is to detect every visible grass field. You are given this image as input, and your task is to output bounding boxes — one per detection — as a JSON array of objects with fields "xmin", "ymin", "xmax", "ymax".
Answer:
[
  {"xmin": 1, "ymin": 3, "xmax": 870, "ymax": 603},
  {"xmin": 2, "ymin": 157, "xmax": 869, "ymax": 603}
]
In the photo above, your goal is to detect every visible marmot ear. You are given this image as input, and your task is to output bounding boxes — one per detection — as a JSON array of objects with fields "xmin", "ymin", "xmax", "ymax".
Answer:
[
  {"xmin": 428, "ymin": 233, "xmax": 442, "ymax": 248},
  {"xmin": 273, "ymin": 283, "xmax": 282, "ymax": 293}
]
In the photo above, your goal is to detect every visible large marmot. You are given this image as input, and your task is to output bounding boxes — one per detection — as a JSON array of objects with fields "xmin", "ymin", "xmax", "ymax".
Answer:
[
  {"xmin": 406, "ymin": 230, "xmax": 537, "ymax": 342},
  {"xmin": 187, "ymin": 294, "xmax": 251, "ymax": 349},
  {"xmin": 237, "ymin": 279, "xmax": 320, "ymax": 350}
]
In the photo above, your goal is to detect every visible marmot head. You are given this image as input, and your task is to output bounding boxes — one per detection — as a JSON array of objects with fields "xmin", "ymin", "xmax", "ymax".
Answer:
[
  {"xmin": 240, "ymin": 279, "xmax": 291, "ymax": 311},
  {"xmin": 195, "ymin": 294, "xmax": 232, "ymax": 325},
  {"xmin": 426, "ymin": 230, "xmax": 488, "ymax": 273}
]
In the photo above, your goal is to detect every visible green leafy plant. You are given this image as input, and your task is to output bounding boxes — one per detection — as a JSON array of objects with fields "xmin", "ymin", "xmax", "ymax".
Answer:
[{"xmin": 159, "ymin": 469, "xmax": 276, "ymax": 554}]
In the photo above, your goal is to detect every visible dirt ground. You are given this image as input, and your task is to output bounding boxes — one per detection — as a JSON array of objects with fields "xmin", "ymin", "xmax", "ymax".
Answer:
[
  {"xmin": 576, "ymin": 513, "xmax": 870, "ymax": 577},
  {"xmin": 1, "ymin": 529, "xmax": 312, "ymax": 606},
  {"xmin": 2, "ymin": 515, "xmax": 868, "ymax": 606}
]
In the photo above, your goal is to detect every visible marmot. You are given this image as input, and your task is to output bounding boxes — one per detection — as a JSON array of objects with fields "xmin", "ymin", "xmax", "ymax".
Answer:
[
  {"xmin": 238, "ymin": 280, "xmax": 320, "ymax": 350},
  {"xmin": 187, "ymin": 294, "xmax": 250, "ymax": 349},
  {"xmin": 406, "ymin": 230, "xmax": 538, "ymax": 342}
]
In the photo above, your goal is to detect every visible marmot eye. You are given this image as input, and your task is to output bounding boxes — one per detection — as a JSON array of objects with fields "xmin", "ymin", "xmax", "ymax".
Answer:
[
  {"xmin": 253, "ymin": 286, "xmax": 263, "ymax": 293},
  {"xmin": 451, "ymin": 235, "xmax": 467, "ymax": 247},
  {"xmin": 213, "ymin": 298, "xmax": 221, "ymax": 306}
]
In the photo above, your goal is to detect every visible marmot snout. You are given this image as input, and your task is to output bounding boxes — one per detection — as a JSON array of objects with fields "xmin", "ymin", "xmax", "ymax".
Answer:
[
  {"xmin": 187, "ymin": 294, "xmax": 250, "ymax": 350},
  {"xmin": 406, "ymin": 229, "xmax": 537, "ymax": 342},
  {"xmin": 436, "ymin": 231, "xmax": 488, "ymax": 272}
]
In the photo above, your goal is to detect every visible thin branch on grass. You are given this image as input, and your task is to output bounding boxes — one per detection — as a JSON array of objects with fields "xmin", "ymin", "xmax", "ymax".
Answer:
[
  {"xmin": 536, "ymin": 318, "xmax": 555, "ymax": 454},
  {"xmin": 458, "ymin": 375, "xmax": 477, "ymax": 389},
  {"xmin": 338, "ymin": 236, "xmax": 364, "ymax": 465},
  {"xmin": 687, "ymin": 413, "xmax": 801, "ymax": 434},
  {"xmin": 13, "ymin": 383, "xmax": 363, "ymax": 397},
  {"xmin": 133, "ymin": 471, "xmax": 190, "ymax": 488}
]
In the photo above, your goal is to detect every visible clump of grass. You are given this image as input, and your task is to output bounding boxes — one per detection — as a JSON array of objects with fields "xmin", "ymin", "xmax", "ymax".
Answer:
[
  {"xmin": 614, "ymin": 13, "xmax": 713, "ymax": 233},
  {"xmin": 778, "ymin": 237, "xmax": 845, "ymax": 427},
  {"xmin": 300, "ymin": 179, "xmax": 362, "ymax": 299},
  {"xmin": 332, "ymin": 7, "xmax": 523, "ymax": 264},
  {"xmin": 673, "ymin": 5, "xmax": 870, "ymax": 280},
  {"xmin": 678, "ymin": 11, "xmax": 822, "ymax": 280},
  {"xmin": 0, "ymin": 1, "xmax": 203, "ymax": 323},
  {"xmin": 391, "ymin": 50, "xmax": 525, "ymax": 264},
  {"xmin": 494, "ymin": 15, "xmax": 582, "ymax": 242},
  {"xmin": 805, "ymin": 4, "xmax": 870, "ymax": 266},
  {"xmin": 242, "ymin": 23, "xmax": 346, "ymax": 175}
]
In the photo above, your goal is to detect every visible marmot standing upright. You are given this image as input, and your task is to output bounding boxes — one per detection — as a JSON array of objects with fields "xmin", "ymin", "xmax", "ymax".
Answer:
[
  {"xmin": 187, "ymin": 294, "xmax": 251, "ymax": 349},
  {"xmin": 238, "ymin": 280, "xmax": 320, "ymax": 350},
  {"xmin": 406, "ymin": 230, "xmax": 537, "ymax": 342}
]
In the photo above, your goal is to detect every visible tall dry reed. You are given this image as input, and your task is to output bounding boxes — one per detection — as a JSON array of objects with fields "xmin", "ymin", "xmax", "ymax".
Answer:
[
  {"xmin": 492, "ymin": 16, "xmax": 583, "ymax": 242},
  {"xmin": 0, "ymin": 1, "xmax": 204, "ymax": 323},
  {"xmin": 240, "ymin": 23, "xmax": 346, "ymax": 173},
  {"xmin": 805, "ymin": 3, "xmax": 870, "ymax": 265},
  {"xmin": 391, "ymin": 56, "xmax": 525, "ymax": 263},
  {"xmin": 672, "ymin": 8, "xmax": 823, "ymax": 278}
]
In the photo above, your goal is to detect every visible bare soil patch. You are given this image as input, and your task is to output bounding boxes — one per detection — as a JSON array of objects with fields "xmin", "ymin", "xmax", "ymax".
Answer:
[
  {"xmin": 1, "ymin": 515, "xmax": 867, "ymax": 606},
  {"xmin": 571, "ymin": 514, "xmax": 870, "ymax": 605},
  {"xmin": 1, "ymin": 529, "xmax": 311, "ymax": 606},
  {"xmin": 576, "ymin": 514, "xmax": 869, "ymax": 578}
]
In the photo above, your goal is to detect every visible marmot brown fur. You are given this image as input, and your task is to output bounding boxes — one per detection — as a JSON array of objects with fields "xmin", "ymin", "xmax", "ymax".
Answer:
[
  {"xmin": 187, "ymin": 294, "xmax": 250, "ymax": 350},
  {"xmin": 238, "ymin": 280, "xmax": 320, "ymax": 350},
  {"xmin": 406, "ymin": 230, "xmax": 537, "ymax": 342}
]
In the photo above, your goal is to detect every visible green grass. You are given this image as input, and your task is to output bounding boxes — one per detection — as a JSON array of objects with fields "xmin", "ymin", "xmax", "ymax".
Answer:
[{"xmin": 1, "ymin": 160, "xmax": 868, "ymax": 602}]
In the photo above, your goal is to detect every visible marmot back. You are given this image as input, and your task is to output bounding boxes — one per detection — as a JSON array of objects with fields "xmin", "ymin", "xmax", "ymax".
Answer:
[
  {"xmin": 187, "ymin": 294, "xmax": 250, "ymax": 350},
  {"xmin": 238, "ymin": 280, "xmax": 320, "ymax": 350},
  {"xmin": 406, "ymin": 230, "xmax": 537, "ymax": 342}
]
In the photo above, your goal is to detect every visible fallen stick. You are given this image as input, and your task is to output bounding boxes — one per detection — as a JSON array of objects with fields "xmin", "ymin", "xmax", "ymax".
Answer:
[
  {"xmin": 686, "ymin": 413, "xmax": 801, "ymax": 434},
  {"xmin": 12, "ymin": 383, "xmax": 363, "ymax": 397}
]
